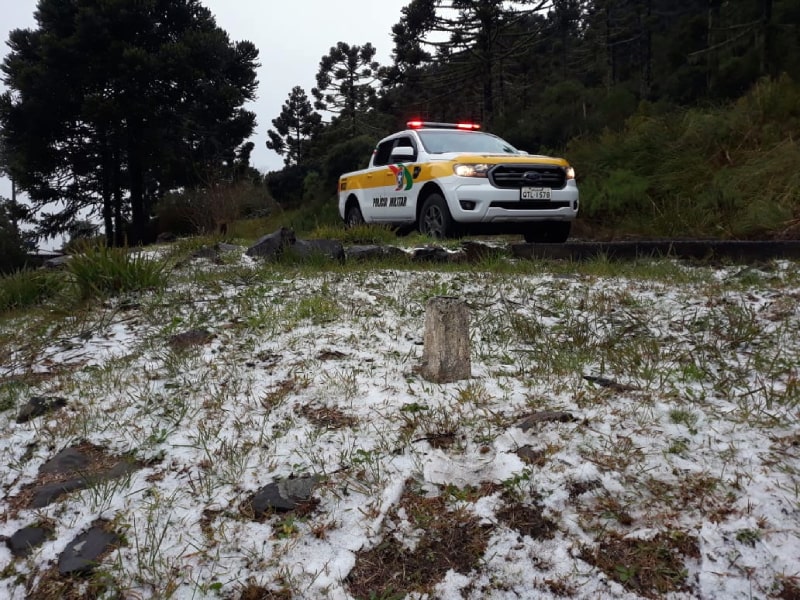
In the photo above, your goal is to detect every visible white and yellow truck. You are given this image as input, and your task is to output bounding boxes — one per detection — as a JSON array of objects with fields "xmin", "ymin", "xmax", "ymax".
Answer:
[{"xmin": 337, "ymin": 121, "xmax": 579, "ymax": 242}]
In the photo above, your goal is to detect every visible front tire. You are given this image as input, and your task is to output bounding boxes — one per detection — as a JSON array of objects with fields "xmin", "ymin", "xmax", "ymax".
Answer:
[
  {"xmin": 523, "ymin": 221, "xmax": 571, "ymax": 243},
  {"xmin": 345, "ymin": 203, "xmax": 365, "ymax": 228},
  {"xmin": 418, "ymin": 194, "xmax": 456, "ymax": 239}
]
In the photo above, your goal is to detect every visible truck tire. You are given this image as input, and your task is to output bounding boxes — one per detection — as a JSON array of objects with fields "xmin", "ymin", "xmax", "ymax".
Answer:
[
  {"xmin": 345, "ymin": 203, "xmax": 365, "ymax": 228},
  {"xmin": 523, "ymin": 221, "xmax": 571, "ymax": 243},
  {"xmin": 419, "ymin": 194, "xmax": 456, "ymax": 239}
]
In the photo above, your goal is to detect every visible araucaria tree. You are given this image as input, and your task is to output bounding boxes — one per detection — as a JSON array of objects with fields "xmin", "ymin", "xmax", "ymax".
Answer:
[
  {"xmin": 312, "ymin": 42, "xmax": 380, "ymax": 138},
  {"xmin": 0, "ymin": 0, "xmax": 259, "ymax": 246},
  {"xmin": 391, "ymin": 0, "xmax": 552, "ymax": 125},
  {"xmin": 266, "ymin": 86, "xmax": 322, "ymax": 166}
]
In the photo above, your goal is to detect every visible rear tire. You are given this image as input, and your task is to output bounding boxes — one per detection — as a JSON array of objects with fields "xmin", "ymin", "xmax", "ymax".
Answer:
[
  {"xmin": 345, "ymin": 203, "xmax": 365, "ymax": 228},
  {"xmin": 418, "ymin": 194, "xmax": 456, "ymax": 239},
  {"xmin": 523, "ymin": 221, "xmax": 571, "ymax": 243}
]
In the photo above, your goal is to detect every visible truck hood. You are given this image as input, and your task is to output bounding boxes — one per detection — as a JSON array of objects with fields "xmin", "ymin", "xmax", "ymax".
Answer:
[{"xmin": 430, "ymin": 152, "xmax": 568, "ymax": 165}]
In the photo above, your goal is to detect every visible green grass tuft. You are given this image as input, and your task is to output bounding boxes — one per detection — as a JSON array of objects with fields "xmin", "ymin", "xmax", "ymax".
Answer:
[{"xmin": 68, "ymin": 247, "xmax": 169, "ymax": 300}]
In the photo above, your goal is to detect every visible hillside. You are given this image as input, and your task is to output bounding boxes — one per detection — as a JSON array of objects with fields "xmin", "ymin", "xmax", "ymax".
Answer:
[{"xmin": 1, "ymin": 244, "xmax": 800, "ymax": 599}]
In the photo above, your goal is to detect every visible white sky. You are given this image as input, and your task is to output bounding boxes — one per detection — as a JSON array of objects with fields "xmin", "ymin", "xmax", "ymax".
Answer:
[{"xmin": 0, "ymin": 0, "xmax": 406, "ymax": 202}]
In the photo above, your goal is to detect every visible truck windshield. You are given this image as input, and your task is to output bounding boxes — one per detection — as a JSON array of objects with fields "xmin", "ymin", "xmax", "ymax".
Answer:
[{"xmin": 416, "ymin": 130, "xmax": 519, "ymax": 154}]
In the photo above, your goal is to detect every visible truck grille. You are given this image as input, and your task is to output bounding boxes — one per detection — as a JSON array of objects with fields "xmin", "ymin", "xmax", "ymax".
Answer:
[{"xmin": 489, "ymin": 164, "xmax": 567, "ymax": 189}]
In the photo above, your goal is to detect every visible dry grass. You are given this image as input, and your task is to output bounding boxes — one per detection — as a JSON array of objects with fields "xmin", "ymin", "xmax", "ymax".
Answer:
[
  {"xmin": 346, "ymin": 484, "xmax": 492, "ymax": 598},
  {"xmin": 581, "ymin": 530, "xmax": 699, "ymax": 598}
]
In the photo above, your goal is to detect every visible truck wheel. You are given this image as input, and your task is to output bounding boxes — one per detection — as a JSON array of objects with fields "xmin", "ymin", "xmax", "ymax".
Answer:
[
  {"xmin": 345, "ymin": 203, "xmax": 365, "ymax": 228},
  {"xmin": 523, "ymin": 221, "xmax": 571, "ymax": 243},
  {"xmin": 419, "ymin": 194, "xmax": 456, "ymax": 239}
]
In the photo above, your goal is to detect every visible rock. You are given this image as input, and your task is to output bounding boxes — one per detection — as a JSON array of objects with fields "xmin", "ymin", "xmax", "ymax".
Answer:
[
  {"xmin": 32, "ymin": 480, "xmax": 87, "ymax": 508},
  {"xmin": 16, "ymin": 396, "xmax": 67, "ymax": 423},
  {"xmin": 583, "ymin": 375, "xmax": 639, "ymax": 391},
  {"xmin": 461, "ymin": 241, "xmax": 503, "ymax": 263},
  {"xmin": 40, "ymin": 447, "xmax": 91, "ymax": 474},
  {"xmin": 58, "ymin": 523, "xmax": 119, "ymax": 576},
  {"xmin": 517, "ymin": 411, "xmax": 575, "ymax": 432},
  {"xmin": 28, "ymin": 445, "xmax": 141, "ymax": 508},
  {"xmin": 289, "ymin": 239, "xmax": 345, "ymax": 263},
  {"xmin": 412, "ymin": 246, "xmax": 453, "ymax": 263},
  {"xmin": 169, "ymin": 329, "xmax": 213, "ymax": 350},
  {"xmin": 246, "ymin": 227, "xmax": 296, "ymax": 259},
  {"xmin": 6, "ymin": 527, "xmax": 48, "ymax": 558},
  {"xmin": 251, "ymin": 476, "xmax": 319, "ymax": 517},
  {"xmin": 190, "ymin": 245, "xmax": 219, "ymax": 261},
  {"xmin": 345, "ymin": 245, "xmax": 408, "ymax": 262},
  {"xmin": 516, "ymin": 445, "xmax": 547, "ymax": 466}
]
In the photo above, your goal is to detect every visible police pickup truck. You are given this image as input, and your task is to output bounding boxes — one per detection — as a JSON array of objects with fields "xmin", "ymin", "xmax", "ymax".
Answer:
[{"xmin": 337, "ymin": 121, "xmax": 579, "ymax": 242}]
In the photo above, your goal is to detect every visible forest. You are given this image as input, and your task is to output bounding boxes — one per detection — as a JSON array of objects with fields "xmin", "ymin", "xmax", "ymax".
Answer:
[{"xmin": 1, "ymin": 0, "xmax": 799, "ymax": 266}]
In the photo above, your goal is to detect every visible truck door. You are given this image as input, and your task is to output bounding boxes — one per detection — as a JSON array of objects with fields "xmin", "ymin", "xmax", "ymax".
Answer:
[{"xmin": 381, "ymin": 136, "xmax": 418, "ymax": 223}]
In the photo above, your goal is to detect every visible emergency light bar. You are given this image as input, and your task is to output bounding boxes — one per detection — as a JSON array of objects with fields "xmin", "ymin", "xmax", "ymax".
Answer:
[{"xmin": 407, "ymin": 121, "xmax": 481, "ymax": 130}]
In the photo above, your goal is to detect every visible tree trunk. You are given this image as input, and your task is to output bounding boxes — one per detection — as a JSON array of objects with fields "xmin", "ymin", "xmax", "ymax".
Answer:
[
  {"xmin": 420, "ymin": 296, "xmax": 471, "ymax": 383},
  {"xmin": 127, "ymin": 122, "xmax": 146, "ymax": 246}
]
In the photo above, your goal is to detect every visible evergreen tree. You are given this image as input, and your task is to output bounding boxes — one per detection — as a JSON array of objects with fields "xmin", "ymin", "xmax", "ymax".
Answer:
[
  {"xmin": 312, "ymin": 42, "xmax": 380, "ymax": 138},
  {"xmin": 0, "ymin": 0, "xmax": 259, "ymax": 246},
  {"xmin": 391, "ymin": 0, "xmax": 553, "ymax": 126},
  {"xmin": 267, "ymin": 86, "xmax": 322, "ymax": 166}
]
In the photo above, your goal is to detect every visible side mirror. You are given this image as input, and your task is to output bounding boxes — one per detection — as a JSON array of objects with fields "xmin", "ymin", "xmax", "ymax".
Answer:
[{"xmin": 390, "ymin": 146, "xmax": 415, "ymax": 161}]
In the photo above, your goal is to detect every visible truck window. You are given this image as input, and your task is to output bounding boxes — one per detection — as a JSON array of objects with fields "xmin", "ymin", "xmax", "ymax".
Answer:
[{"xmin": 373, "ymin": 140, "xmax": 395, "ymax": 167}]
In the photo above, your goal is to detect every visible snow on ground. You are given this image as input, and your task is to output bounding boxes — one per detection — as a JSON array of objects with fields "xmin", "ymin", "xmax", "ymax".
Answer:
[{"xmin": 1, "ymin": 254, "xmax": 799, "ymax": 599}]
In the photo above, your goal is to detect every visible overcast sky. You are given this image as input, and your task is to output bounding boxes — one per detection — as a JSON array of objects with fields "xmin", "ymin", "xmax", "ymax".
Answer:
[{"xmin": 0, "ymin": 0, "xmax": 406, "ymax": 203}]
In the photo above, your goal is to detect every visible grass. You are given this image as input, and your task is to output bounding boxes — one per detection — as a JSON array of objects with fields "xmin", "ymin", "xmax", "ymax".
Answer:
[
  {"xmin": 1, "ymin": 241, "xmax": 799, "ymax": 598},
  {"xmin": 68, "ymin": 246, "xmax": 169, "ymax": 300}
]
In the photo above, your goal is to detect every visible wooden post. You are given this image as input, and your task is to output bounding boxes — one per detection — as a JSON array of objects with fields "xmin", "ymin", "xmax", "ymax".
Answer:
[{"xmin": 420, "ymin": 296, "xmax": 471, "ymax": 383}]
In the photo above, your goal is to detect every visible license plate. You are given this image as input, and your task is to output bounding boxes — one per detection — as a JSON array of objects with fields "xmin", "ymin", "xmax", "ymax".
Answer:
[{"xmin": 520, "ymin": 187, "xmax": 551, "ymax": 201}]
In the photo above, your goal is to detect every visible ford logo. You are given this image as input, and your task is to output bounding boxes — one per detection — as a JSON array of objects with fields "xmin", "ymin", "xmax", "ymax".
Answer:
[{"xmin": 523, "ymin": 171, "xmax": 541, "ymax": 183}]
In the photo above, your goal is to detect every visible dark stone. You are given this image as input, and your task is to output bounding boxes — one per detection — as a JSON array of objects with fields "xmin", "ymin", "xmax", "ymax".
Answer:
[
  {"xmin": 191, "ymin": 245, "xmax": 219, "ymax": 260},
  {"xmin": 40, "ymin": 447, "xmax": 90, "ymax": 475},
  {"xmin": 289, "ymin": 239, "xmax": 345, "ymax": 262},
  {"xmin": 583, "ymin": 375, "xmax": 638, "ymax": 391},
  {"xmin": 517, "ymin": 411, "xmax": 575, "ymax": 432},
  {"xmin": 246, "ymin": 227, "xmax": 296, "ymax": 259},
  {"xmin": 58, "ymin": 525, "xmax": 119, "ymax": 576},
  {"xmin": 345, "ymin": 245, "xmax": 408, "ymax": 262},
  {"xmin": 412, "ymin": 246, "xmax": 453, "ymax": 263},
  {"xmin": 169, "ymin": 329, "xmax": 213, "ymax": 349},
  {"xmin": 251, "ymin": 476, "xmax": 319, "ymax": 517},
  {"xmin": 32, "ymin": 479, "xmax": 87, "ymax": 508},
  {"xmin": 461, "ymin": 241, "xmax": 504, "ymax": 263},
  {"xmin": 516, "ymin": 445, "xmax": 547, "ymax": 466},
  {"xmin": 16, "ymin": 396, "xmax": 67, "ymax": 423},
  {"xmin": 7, "ymin": 527, "xmax": 48, "ymax": 557}
]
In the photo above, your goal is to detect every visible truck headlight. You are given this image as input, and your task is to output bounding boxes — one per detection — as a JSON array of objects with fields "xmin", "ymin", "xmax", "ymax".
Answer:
[
  {"xmin": 454, "ymin": 163, "xmax": 490, "ymax": 178},
  {"xmin": 566, "ymin": 166, "xmax": 576, "ymax": 180}
]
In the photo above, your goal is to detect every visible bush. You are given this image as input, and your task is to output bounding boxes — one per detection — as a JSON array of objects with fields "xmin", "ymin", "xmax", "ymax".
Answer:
[
  {"xmin": 68, "ymin": 246, "xmax": 168, "ymax": 300},
  {"xmin": 156, "ymin": 182, "xmax": 272, "ymax": 236},
  {"xmin": 569, "ymin": 75, "xmax": 800, "ymax": 238}
]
